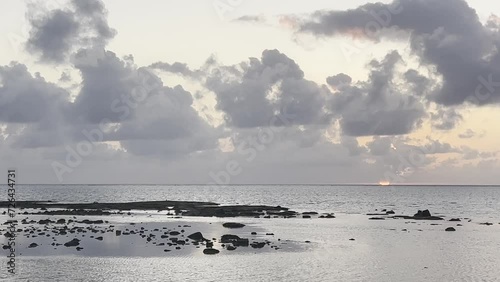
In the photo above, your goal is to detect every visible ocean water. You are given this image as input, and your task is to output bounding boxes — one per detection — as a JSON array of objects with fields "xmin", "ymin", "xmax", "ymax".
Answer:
[{"xmin": 1, "ymin": 185, "xmax": 499, "ymax": 281}]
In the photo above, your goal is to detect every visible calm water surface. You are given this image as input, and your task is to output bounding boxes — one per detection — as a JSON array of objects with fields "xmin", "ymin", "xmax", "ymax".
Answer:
[{"xmin": 0, "ymin": 185, "xmax": 499, "ymax": 281}]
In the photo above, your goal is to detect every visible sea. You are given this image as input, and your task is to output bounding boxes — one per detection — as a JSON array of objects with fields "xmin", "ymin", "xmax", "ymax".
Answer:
[{"xmin": 0, "ymin": 184, "xmax": 499, "ymax": 282}]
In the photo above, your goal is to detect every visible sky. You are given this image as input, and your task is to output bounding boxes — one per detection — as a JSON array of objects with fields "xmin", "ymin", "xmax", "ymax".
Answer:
[{"xmin": 0, "ymin": 0, "xmax": 499, "ymax": 185}]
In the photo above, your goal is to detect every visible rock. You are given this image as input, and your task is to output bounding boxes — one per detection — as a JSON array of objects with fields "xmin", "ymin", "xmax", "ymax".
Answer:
[
  {"xmin": 169, "ymin": 231, "xmax": 180, "ymax": 235},
  {"xmin": 2, "ymin": 245, "xmax": 10, "ymax": 250},
  {"xmin": 251, "ymin": 232, "xmax": 257, "ymax": 235},
  {"xmin": 369, "ymin": 217, "xmax": 385, "ymax": 220},
  {"xmin": 222, "ymin": 222, "xmax": 245, "ymax": 229},
  {"xmin": 302, "ymin": 215, "xmax": 311, "ymax": 219},
  {"xmin": 325, "ymin": 214, "xmax": 336, "ymax": 218},
  {"xmin": 187, "ymin": 232, "xmax": 206, "ymax": 241},
  {"xmin": 221, "ymin": 234, "xmax": 249, "ymax": 247},
  {"xmin": 480, "ymin": 222, "xmax": 493, "ymax": 226},
  {"xmin": 302, "ymin": 212, "xmax": 318, "ymax": 215},
  {"xmin": 56, "ymin": 219, "xmax": 66, "ymax": 224},
  {"xmin": 115, "ymin": 230, "xmax": 121, "ymax": 236},
  {"xmin": 449, "ymin": 218, "xmax": 461, "ymax": 222},
  {"xmin": 386, "ymin": 210, "xmax": 395, "ymax": 215},
  {"xmin": 203, "ymin": 248, "xmax": 220, "ymax": 255},
  {"xmin": 64, "ymin": 238, "xmax": 80, "ymax": 247},
  {"xmin": 266, "ymin": 233, "xmax": 274, "ymax": 236},
  {"xmin": 76, "ymin": 247, "xmax": 83, "ymax": 251},
  {"xmin": 250, "ymin": 242, "xmax": 266, "ymax": 248},
  {"xmin": 445, "ymin": 227, "xmax": 456, "ymax": 232},
  {"xmin": 349, "ymin": 238, "xmax": 355, "ymax": 241},
  {"xmin": 414, "ymin": 210, "xmax": 432, "ymax": 218},
  {"xmin": 164, "ymin": 249, "xmax": 171, "ymax": 252},
  {"xmin": 206, "ymin": 241, "xmax": 214, "ymax": 248},
  {"xmin": 28, "ymin": 243, "xmax": 38, "ymax": 248},
  {"xmin": 95, "ymin": 236, "xmax": 103, "ymax": 241},
  {"xmin": 226, "ymin": 245, "xmax": 236, "ymax": 251}
]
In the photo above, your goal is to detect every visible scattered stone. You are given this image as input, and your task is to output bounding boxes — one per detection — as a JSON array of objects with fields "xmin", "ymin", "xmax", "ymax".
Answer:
[
  {"xmin": 226, "ymin": 245, "xmax": 236, "ymax": 251},
  {"xmin": 250, "ymin": 242, "xmax": 266, "ymax": 249},
  {"xmin": 222, "ymin": 222, "xmax": 245, "ymax": 229},
  {"xmin": 95, "ymin": 236, "xmax": 103, "ymax": 241},
  {"xmin": 449, "ymin": 218, "xmax": 461, "ymax": 222},
  {"xmin": 369, "ymin": 217, "xmax": 385, "ymax": 220},
  {"xmin": 64, "ymin": 238, "xmax": 80, "ymax": 247},
  {"xmin": 203, "ymin": 248, "xmax": 220, "ymax": 255},
  {"xmin": 445, "ymin": 227, "xmax": 456, "ymax": 232},
  {"xmin": 28, "ymin": 243, "xmax": 38, "ymax": 248},
  {"xmin": 187, "ymin": 232, "xmax": 206, "ymax": 241}
]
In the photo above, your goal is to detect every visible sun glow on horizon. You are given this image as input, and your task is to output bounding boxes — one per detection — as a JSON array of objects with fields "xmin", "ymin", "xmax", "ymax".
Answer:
[{"xmin": 379, "ymin": 181, "xmax": 391, "ymax": 186}]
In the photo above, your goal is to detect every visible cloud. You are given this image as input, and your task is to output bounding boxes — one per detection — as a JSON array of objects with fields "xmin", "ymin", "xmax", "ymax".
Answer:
[
  {"xmin": 329, "ymin": 51, "xmax": 426, "ymax": 136},
  {"xmin": 298, "ymin": 0, "xmax": 500, "ymax": 106},
  {"xmin": 26, "ymin": 0, "xmax": 116, "ymax": 63},
  {"xmin": 0, "ymin": 63, "xmax": 69, "ymax": 124},
  {"xmin": 149, "ymin": 61, "xmax": 201, "ymax": 78},
  {"xmin": 458, "ymin": 129, "xmax": 476, "ymax": 139},
  {"xmin": 430, "ymin": 108, "xmax": 462, "ymax": 130},
  {"xmin": 205, "ymin": 49, "xmax": 332, "ymax": 128}
]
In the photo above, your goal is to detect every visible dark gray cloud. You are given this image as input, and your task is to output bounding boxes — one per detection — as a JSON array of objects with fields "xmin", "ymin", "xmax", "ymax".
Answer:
[
  {"xmin": 299, "ymin": 0, "xmax": 500, "ymax": 106},
  {"xmin": 205, "ymin": 49, "xmax": 332, "ymax": 128},
  {"xmin": 70, "ymin": 50, "xmax": 159, "ymax": 124},
  {"xmin": 326, "ymin": 73, "xmax": 352, "ymax": 89},
  {"xmin": 149, "ymin": 62, "xmax": 201, "ymax": 77},
  {"xmin": 430, "ymin": 108, "xmax": 463, "ymax": 130},
  {"xmin": 26, "ymin": 0, "xmax": 116, "ymax": 63},
  {"xmin": 330, "ymin": 51, "xmax": 426, "ymax": 136},
  {"xmin": 0, "ymin": 63, "xmax": 69, "ymax": 124}
]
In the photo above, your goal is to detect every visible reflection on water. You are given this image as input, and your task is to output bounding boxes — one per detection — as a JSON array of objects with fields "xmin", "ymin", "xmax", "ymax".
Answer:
[{"xmin": 0, "ymin": 185, "xmax": 499, "ymax": 281}]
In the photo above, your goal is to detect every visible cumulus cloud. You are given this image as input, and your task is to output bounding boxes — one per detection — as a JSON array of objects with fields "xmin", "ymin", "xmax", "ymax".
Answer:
[
  {"xmin": 26, "ymin": 0, "xmax": 116, "ymax": 63},
  {"xmin": 298, "ymin": 0, "xmax": 500, "ymax": 106},
  {"xmin": 205, "ymin": 49, "xmax": 332, "ymax": 128},
  {"xmin": 329, "ymin": 51, "xmax": 426, "ymax": 136}
]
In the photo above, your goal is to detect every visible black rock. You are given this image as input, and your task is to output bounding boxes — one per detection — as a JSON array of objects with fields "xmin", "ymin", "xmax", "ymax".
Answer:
[
  {"xmin": 187, "ymin": 232, "xmax": 206, "ymax": 241},
  {"xmin": 250, "ymin": 242, "xmax": 266, "ymax": 249},
  {"xmin": 302, "ymin": 215, "xmax": 311, "ymax": 219},
  {"xmin": 251, "ymin": 232, "xmax": 257, "ymax": 235},
  {"xmin": 64, "ymin": 238, "xmax": 80, "ymax": 247},
  {"xmin": 414, "ymin": 210, "xmax": 432, "ymax": 218},
  {"xmin": 449, "ymin": 218, "xmax": 461, "ymax": 222},
  {"xmin": 445, "ymin": 227, "xmax": 456, "ymax": 232},
  {"xmin": 95, "ymin": 236, "xmax": 103, "ymax": 241},
  {"xmin": 115, "ymin": 230, "xmax": 121, "ymax": 236},
  {"xmin": 386, "ymin": 210, "xmax": 395, "ymax": 215},
  {"xmin": 369, "ymin": 217, "xmax": 385, "ymax": 220},
  {"xmin": 2, "ymin": 245, "xmax": 10, "ymax": 250},
  {"xmin": 226, "ymin": 245, "xmax": 236, "ymax": 251},
  {"xmin": 28, "ymin": 243, "xmax": 38, "ymax": 248},
  {"xmin": 169, "ymin": 231, "xmax": 181, "ymax": 236},
  {"xmin": 220, "ymin": 234, "xmax": 249, "ymax": 247},
  {"xmin": 76, "ymin": 247, "xmax": 83, "ymax": 251},
  {"xmin": 203, "ymin": 248, "xmax": 220, "ymax": 255},
  {"xmin": 222, "ymin": 222, "xmax": 245, "ymax": 229}
]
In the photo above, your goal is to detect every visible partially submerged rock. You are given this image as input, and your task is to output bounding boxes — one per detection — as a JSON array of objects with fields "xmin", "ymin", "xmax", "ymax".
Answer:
[
  {"xmin": 64, "ymin": 238, "xmax": 80, "ymax": 247},
  {"xmin": 203, "ymin": 248, "xmax": 220, "ymax": 255},
  {"xmin": 222, "ymin": 222, "xmax": 245, "ymax": 229}
]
